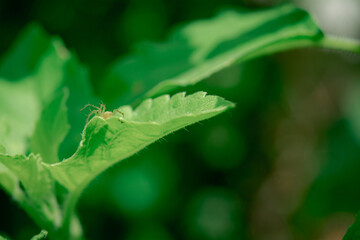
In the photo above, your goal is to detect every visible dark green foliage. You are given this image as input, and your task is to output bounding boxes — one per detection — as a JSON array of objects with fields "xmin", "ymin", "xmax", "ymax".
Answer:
[{"xmin": 0, "ymin": 1, "xmax": 360, "ymax": 240}]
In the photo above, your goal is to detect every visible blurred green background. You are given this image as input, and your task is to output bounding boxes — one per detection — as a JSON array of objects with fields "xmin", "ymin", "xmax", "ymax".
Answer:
[{"xmin": 1, "ymin": 0, "xmax": 360, "ymax": 239}]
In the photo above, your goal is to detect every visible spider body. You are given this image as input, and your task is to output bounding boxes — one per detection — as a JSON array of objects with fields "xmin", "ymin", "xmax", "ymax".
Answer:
[
  {"xmin": 103, "ymin": 111, "xmax": 113, "ymax": 119},
  {"xmin": 81, "ymin": 104, "xmax": 124, "ymax": 122}
]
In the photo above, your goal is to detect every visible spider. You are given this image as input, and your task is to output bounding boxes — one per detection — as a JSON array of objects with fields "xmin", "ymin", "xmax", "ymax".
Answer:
[{"xmin": 81, "ymin": 103, "xmax": 124, "ymax": 123}]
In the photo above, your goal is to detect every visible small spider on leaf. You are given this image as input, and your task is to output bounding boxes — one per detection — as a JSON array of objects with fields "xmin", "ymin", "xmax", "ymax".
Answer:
[{"xmin": 81, "ymin": 103, "xmax": 124, "ymax": 123}]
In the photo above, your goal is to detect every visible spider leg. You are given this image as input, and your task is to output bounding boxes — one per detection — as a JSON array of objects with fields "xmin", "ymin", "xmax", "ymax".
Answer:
[
  {"xmin": 81, "ymin": 104, "xmax": 99, "ymax": 111},
  {"xmin": 100, "ymin": 104, "xmax": 107, "ymax": 115},
  {"xmin": 113, "ymin": 109, "xmax": 124, "ymax": 118},
  {"xmin": 86, "ymin": 110, "xmax": 98, "ymax": 123},
  {"xmin": 96, "ymin": 104, "xmax": 104, "ymax": 117}
]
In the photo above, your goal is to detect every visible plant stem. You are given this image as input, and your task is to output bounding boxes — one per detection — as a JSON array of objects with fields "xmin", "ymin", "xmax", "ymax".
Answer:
[
  {"xmin": 242, "ymin": 35, "xmax": 360, "ymax": 63},
  {"xmin": 319, "ymin": 35, "xmax": 360, "ymax": 54},
  {"xmin": 60, "ymin": 188, "xmax": 84, "ymax": 240}
]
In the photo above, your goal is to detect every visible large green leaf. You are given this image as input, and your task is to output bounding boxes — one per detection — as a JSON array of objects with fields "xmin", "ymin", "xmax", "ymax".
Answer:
[
  {"xmin": 46, "ymin": 92, "xmax": 234, "ymax": 191},
  {"xmin": 100, "ymin": 4, "xmax": 323, "ymax": 105}
]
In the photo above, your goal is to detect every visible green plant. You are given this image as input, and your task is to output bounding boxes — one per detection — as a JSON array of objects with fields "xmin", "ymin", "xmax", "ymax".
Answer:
[{"xmin": 0, "ymin": 4, "xmax": 359, "ymax": 239}]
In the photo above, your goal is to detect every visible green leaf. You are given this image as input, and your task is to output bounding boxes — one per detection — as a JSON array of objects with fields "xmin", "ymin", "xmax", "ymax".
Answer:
[
  {"xmin": 0, "ymin": 24, "xmax": 94, "ymax": 156},
  {"xmin": 343, "ymin": 213, "xmax": 360, "ymax": 240},
  {"xmin": 0, "ymin": 153, "xmax": 61, "ymax": 230},
  {"xmin": 30, "ymin": 89, "xmax": 70, "ymax": 164},
  {"xmin": 0, "ymin": 23, "xmax": 94, "ymax": 237},
  {"xmin": 0, "ymin": 39, "xmax": 69, "ymax": 154},
  {"xmin": 0, "ymin": 134, "xmax": 19, "ymax": 199},
  {"xmin": 100, "ymin": 4, "xmax": 323, "ymax": 104},
  {"xmin": 0, "ymin": 162, "xmax": 21, "ymax": 199},
  {"xmin": 0, "ymin": 76, "xmax": 41, "ymax": 154},
  {"xmin": 0, "ymin": 154, "xmax": 53, "ymax": 200},
  {"xmin": 46, "ymin": 92, "xmax": 234, "ymax": 191}
]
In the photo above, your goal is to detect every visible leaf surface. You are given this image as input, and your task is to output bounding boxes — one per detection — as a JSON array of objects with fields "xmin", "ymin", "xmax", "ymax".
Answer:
[
  {"xmin": 100, "ymin": 4, "xmax": 323, "ymax": 105},
  {"xmin": 46, "ymin": 92, "xmax": 234, "ymax": 191}
]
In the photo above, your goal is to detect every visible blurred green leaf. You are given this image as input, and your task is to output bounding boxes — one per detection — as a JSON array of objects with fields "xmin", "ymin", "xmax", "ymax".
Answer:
[
  {"xmin": 30, "ymin": 90, "xmax": 70, "ymax": 164},
  {"xmin": 0, "ymin": 75, "xmax": 42, "ymax": 154},
  {"xmin": 0, "ymin": 24, "xmax": 94, "ymax": 156},
  {"xmin": 46, "ymin": 92, "xmax": 234, "ymax": 191},
  {"xmin": 0, "ymin": 34, "xmax": 67, "ymax": 154},
  {"xmin": 343, "ymin": 213, "xmax": 360, "ymax": 240},
  {"xmin": 100, "ymin": 4, "xmax": 323, "ymax": 105}
]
